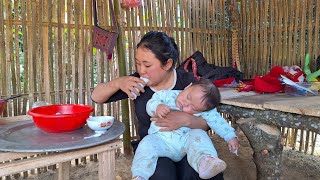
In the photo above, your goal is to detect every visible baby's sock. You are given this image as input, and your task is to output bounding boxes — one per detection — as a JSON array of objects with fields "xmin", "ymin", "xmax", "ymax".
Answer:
[{"xmin": 198, "ymin": 155, "xmax": 227, "ymax": 179}]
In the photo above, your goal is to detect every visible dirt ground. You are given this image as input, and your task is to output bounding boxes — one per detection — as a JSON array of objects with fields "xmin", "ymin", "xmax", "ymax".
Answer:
[{"xmin": 17, "ymin": 131, "xmax": 320, "ymax": 180}]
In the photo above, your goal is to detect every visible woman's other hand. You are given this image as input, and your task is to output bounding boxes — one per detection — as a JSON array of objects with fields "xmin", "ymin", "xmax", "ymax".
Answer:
[{"xmin": 150, "ymin": 110, "xmax": 209, "ymax": 131}]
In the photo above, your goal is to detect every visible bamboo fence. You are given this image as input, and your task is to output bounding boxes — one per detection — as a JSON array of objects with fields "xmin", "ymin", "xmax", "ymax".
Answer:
[{"xmin": 0, "ymin": 0, "xmax": 320, "ymax": 178}]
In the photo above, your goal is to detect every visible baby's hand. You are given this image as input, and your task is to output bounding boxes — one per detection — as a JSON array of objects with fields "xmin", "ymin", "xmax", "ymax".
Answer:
[
  {"xmin": 228, "ymin": 137, "xmax": 240, "ymax": 156},
  {"xmin": 156, "ymin": 104, "xmax": 171, "ymax": 118}
]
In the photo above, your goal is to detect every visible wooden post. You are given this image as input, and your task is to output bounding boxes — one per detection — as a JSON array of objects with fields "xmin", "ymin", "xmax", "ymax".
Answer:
[
  {"xmin": 114, "ymin": 0, "xmax": 132, "ymax": 156},
  {"xmin": 236, "ymin": 118, "xmax": 283, "ymax": 180},
  {"xmin": 58, "ymin": 161, "xmax": 71, "ymax": 180},
  {"xmin": 98, "ymin": 150, "xmax": 116, "ymax": 179}
]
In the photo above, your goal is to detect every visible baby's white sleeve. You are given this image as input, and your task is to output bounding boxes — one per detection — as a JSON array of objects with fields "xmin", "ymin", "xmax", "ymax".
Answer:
[
  {"xmin": 146, "ymin": 90, "xmax": 167, "ymax": 117},
  {"xmin": 201, "ymin": 109, "xmax": 237, "ymax": 142}
]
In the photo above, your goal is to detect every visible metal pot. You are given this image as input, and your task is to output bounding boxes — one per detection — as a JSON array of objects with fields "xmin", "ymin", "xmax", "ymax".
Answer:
[{"xmin": 0, "ymin": 94, "xmax": 22, "ymax": 114}]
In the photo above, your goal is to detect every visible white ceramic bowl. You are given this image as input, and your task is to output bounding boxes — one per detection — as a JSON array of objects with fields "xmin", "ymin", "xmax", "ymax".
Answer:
[{"xmin": 86, "ymin": 116, "xmax": 114, "ymax": 134}]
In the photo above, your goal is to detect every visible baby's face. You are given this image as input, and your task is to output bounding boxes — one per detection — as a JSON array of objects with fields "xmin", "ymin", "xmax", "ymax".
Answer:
[{"xmin": 175, "ymin": 86, "xmax": 206, "ymax": 114}]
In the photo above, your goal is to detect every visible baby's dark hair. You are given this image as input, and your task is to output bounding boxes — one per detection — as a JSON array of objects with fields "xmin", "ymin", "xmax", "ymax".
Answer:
[
  {"xmin": 192, "ymin": 78, "xmax": 221, "ymax": 111},
  {"xmin": 137, "ymin": 31, "xmax": 179, "ymax": 69}
]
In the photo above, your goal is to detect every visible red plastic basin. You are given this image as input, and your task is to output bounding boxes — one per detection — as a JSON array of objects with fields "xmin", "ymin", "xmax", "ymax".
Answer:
[{"xmin": 28, "ymin": 104, "xmax": 94, "ymax": 133}]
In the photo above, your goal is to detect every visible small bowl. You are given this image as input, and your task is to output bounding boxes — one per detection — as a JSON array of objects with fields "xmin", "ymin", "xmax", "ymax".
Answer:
[{"xmin": 86, "ymin": 116, "xmax": 114, "ymax": 134}]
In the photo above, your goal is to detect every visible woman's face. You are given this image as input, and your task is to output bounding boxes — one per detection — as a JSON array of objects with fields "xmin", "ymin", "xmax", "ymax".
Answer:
[
  {"xmin": 175, "ymin": 86, "xmax": 206, "ymax": 114},
  {"xmin": 135, "ymin": 47, "xmax": 171, "ymax": 87}
]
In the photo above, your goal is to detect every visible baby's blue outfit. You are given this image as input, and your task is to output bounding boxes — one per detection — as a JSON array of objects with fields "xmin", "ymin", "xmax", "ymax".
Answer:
[{"xmin": 132, "ymin": 90, "xmax": 237, "ymax": 179}]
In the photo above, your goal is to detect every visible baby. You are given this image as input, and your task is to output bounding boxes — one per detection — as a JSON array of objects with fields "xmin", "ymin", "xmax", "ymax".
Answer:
[{"xmin": 131, "ymin": 78, "xmax": 240, "ymax": 180}]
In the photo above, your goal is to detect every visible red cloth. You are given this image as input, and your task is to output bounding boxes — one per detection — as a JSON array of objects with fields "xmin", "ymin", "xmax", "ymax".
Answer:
[
  {"xmin": 214, "ymin": 77, "xmax": 235, "ymax": 87},
  {"xmin": 236, "ymin": 80, "xmax": 254, "ymax": 92},
  {"xmin": 213, "ymin": 65, "xmax": 305, "ymax": 93},
  {"xmin": 253, "ymin": 66, "xmax": 285, "ymax": 93},
  {"xmin": 283, "ymin": 65, "xmax": 306, "ymax": 82}
]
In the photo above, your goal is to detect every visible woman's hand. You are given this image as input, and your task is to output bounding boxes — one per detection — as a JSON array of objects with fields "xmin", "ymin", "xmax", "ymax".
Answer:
[
  {"xmin": 150, "ymin": 110, "xmax": 209, "ymax": 131},
  {"xmin": 116, "ymin": 76, "xmax": 147, "ymax": 99},
  {"xmin": 91, "ymin": 76, "xmax": 147, "ymax": 103}
]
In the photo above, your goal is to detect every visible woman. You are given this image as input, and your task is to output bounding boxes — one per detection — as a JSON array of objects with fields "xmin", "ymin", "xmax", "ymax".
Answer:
[{"xmin": 91, "ymin": 31, "xmax": 224, "ymax": 180}]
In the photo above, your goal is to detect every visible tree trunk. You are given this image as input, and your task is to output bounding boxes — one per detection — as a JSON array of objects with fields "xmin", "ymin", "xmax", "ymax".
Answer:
[{"xmin": 237, "ymin": 118, "xmax": 283, "ymax": 180}]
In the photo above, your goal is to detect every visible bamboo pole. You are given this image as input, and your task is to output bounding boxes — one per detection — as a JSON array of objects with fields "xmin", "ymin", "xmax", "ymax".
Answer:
[
  {"xmin": 78, "ymin": 0, "xmax": 85, "ymax": 105},
  {"xmin": 282, "ymin": 0, "xmax": 288, "ymax": 66},
  {"xmin": 0, "ymin": 0, "xmax": 7, "ymax": 116},
  {"xmin": 114, "ymin": 0, "xmax": 131, "ymax": 156},
  {"xmin": 206, "ymin": 0, "xmax": 212, "ymax": 63},
  {"xmin": 86, "ymin": 0, "xmax": 93, "ymax": 106},
  {"xmin": 60, "ymin": 0, "xmax": 66, "ymax": 103},
  {"xmin": 315, "ymin": 1, "xmax": 320, "ymax": 61},
  {"xmin": 52, "ymin": 0, "xmax": 60, "ymax": 104},
  {"xmin": 13, "ymin": 0, "xmax": 21, "ymax": 115},
  {"xmin": 213, "ymin": 0, "xmax": 219, "ymax": 65},
  {"xmin": 21, "ymin": 0, "xmax": 29, "ymax": 114},
  {"xmin": 73, "ymin": 0, "xmax": 80, "ymax": 104},
  {"xmin": 292, "ymin": 1, "xmax": 300, "ymax": 66},
  {"xmin": 288, "ymin": 0, "xmax": 295, "ymax": 66},
  {"xmin": 299, "ymin": 0, "xmax": 306, "ymax": 66},
  {"xmin": 201, "ymin": 0, "xmax": 205, "ymax": 56},
  {"xmin": 262, "ymin": 0, "xmax": 268, "ymax": 75},
  {"xmin": 37, "ymin": 0, "xmax": 44, "ymax": 103},
  {"xmin": 173, "ymin": 0, "xmax": 179, "ymax": 57},
  {"xmin": 256, "ymin": 0, "xmax": 262, "ymax": 74},
  {"xmin": 307, "ymin": 0, "xmax": 313, "ymax": 60},
  {"xmin": 220, "ymin": 0, "xmax": 227, "ymax": 67},
  {"xmin": 6, "ymin": 0, "xmax": 14, "ymax": 116},
  {"xmin": 66, "ymin": 0, "xmax": 72, "ymax": 104},
  {"xmin": 0, "ymin": 0, "xmax": 4, "ymax": 98},
  {"xmin": 243, "ymin": 0, "xmax": 249, "ymax": 77},
  {"xmin": 48, "ymin": 0, "xmax": 55, "ymax": 104},
  {"xmin": 185, "ymin": 0, "xmax": 192, "ymax": 60},
  {"xmin": 123, "ymin": 6, "xmax": 137, "ymax": 140},
  {"xmin": 274, "ymin": 0, "xmax": 281, "ymax": 66},
  {"xmin": 43, "ymin": 0, "xmax": 50, "ymax": 102}
]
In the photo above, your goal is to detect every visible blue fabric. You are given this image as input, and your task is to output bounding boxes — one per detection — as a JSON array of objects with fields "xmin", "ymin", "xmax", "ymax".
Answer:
[
  {"xmin": 132, "ymin": 129, "xmax": 216, "ymax": 179},
  {"xmin": 147, "ymin": 90, "xmax": 236, "ymax": 142}
]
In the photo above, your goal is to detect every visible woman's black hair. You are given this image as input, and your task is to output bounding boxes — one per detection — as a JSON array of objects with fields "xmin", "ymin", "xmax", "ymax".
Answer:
[{"xmin": 137, "ymin": 31, "xmax": 179, "ymax": 69}]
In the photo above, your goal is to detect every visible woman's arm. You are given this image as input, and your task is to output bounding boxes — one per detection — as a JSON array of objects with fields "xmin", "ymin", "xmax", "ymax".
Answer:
[
  {"xmin": 150, "ymin": 110, "xmax": 209, "ymax": 131},
  {"xmin": 91, "ymin": 76, "xmax": 147, "ymax": 103}
]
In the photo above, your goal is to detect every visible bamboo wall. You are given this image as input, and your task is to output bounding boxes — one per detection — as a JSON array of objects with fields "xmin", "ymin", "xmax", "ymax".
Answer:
[
  {"xmin": 240, "ymin": 0, "xmax": 320, "ymax": 78},
  {"xmin": 0, "ymin": 0, "xmax": 319, "ymax": 156}
]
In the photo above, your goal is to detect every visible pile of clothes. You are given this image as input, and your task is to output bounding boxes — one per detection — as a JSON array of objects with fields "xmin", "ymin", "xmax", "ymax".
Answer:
[
  {"xmin": 216, "ymin": 65, "xmax": 306, "ymax": 93},
  {"xmin": 179, "ymin": 51, "xmax": 319, "ymax": 94}
]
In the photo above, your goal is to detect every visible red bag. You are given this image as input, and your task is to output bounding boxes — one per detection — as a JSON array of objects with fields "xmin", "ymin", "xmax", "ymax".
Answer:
[
  {"xmin": 92, "ymin": 0, "xmax": 118, "ymax": 59},
  {"xmin": 121, "ymin": 0, "xmax": 142, "ymax": 8}
]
